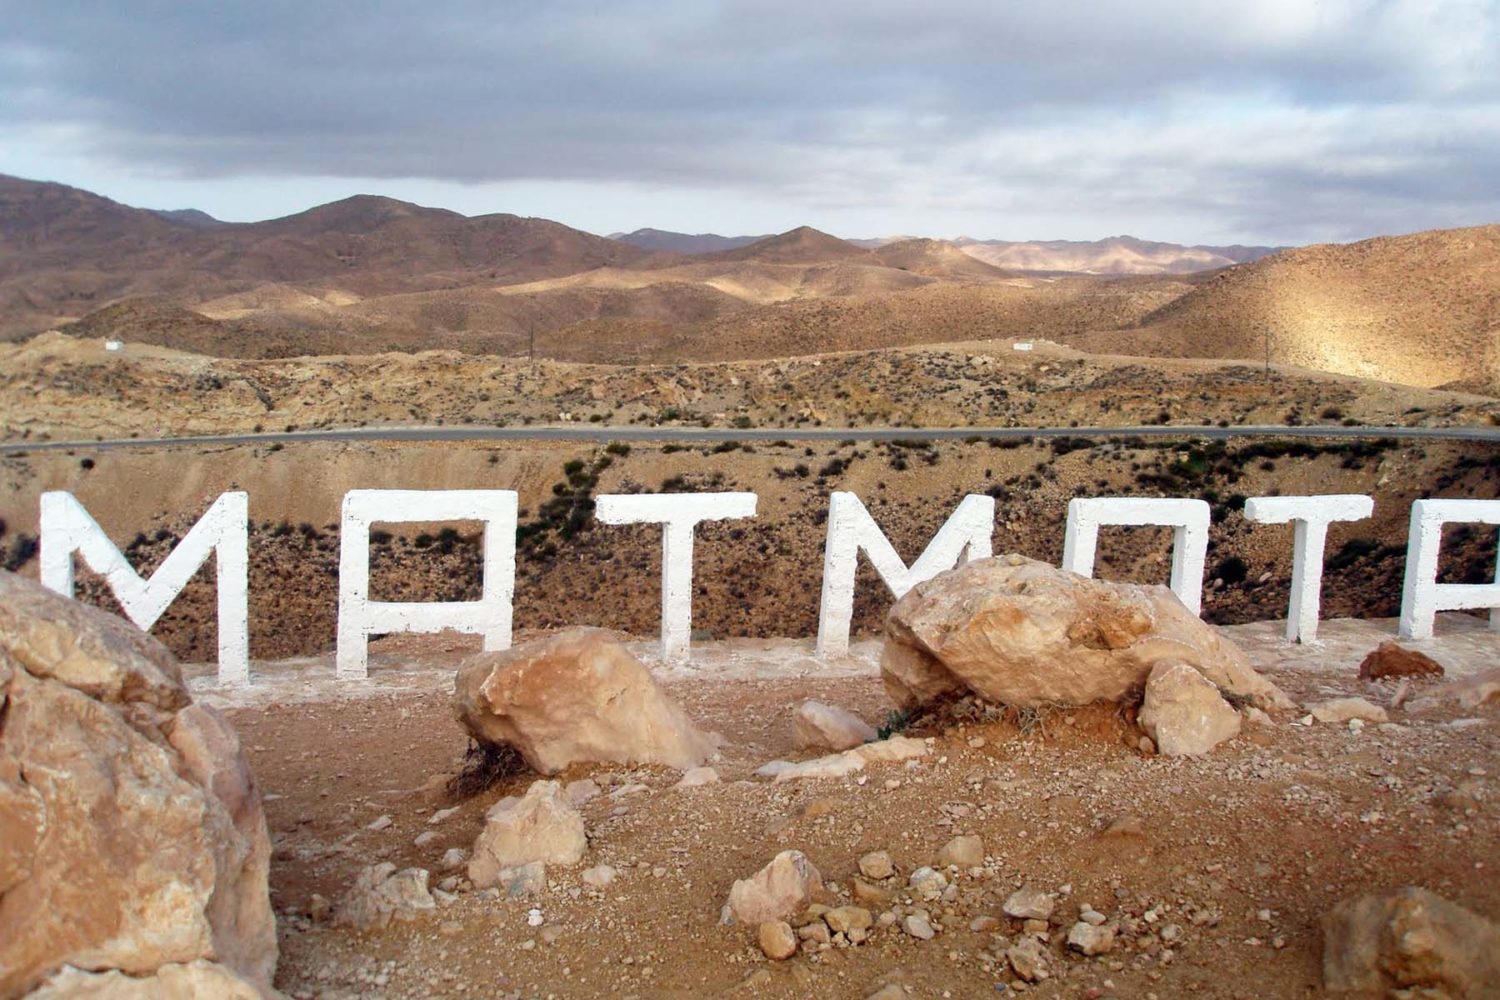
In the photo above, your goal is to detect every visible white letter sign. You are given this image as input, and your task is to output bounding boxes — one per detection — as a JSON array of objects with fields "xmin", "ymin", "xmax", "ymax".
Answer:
[
  {"xmin": 1062, "ymin": 497, "xmax": 1210, "ymax": 615},
  {"xmin": 595, "ymin": 491, "xmax": 758, "ymax": 664},
  {"xmin": 336, "ymin": 489, "xmax": 517, "ymax": 680},
  {"xmin": 1398, "ymin": 498, "xmax": 1500, "ymax": 640},
  {"xmin": 815, "ymin": 492, "xmax": 994, "ymax": 656},
  {"xmin": 1245, "ymin": 494, "xmax": 1373, "ymax": 644},
  {"xmin": 40, "ymin": 490, "xmax": 251, "ymax": 686}
]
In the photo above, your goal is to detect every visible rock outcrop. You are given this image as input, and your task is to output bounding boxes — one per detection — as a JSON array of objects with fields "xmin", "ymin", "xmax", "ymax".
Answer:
[
  {"xmin": 881, "ymin": 555, "xmax": 1288, "ymax": 712},
  {"xmin": 793, "ymin": 700, "xmax": 877, "ymax": 751},
  {"xmin": 454, "ymin": 628, "xmax": 718, "ymax": 775},
  {"xmin": 1323, "ymin": 886, "xmax": 1500, "ymax": 995},
  {"xmin": 468, "ymin": 779, "xmax": 587, "ymax": 889},
  {"xmin": 0, "ymin": 572, "xmax": 276, "ymax": 998}
]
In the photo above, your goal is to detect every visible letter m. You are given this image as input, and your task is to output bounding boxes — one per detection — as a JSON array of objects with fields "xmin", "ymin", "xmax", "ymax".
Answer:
[
  {"xmin": 815, "ymin": 491, "xmax": 994, "ymax": 657},
  {"xmin": 39, "ymin": 491, "xmax": 251, "ymax": 686}
]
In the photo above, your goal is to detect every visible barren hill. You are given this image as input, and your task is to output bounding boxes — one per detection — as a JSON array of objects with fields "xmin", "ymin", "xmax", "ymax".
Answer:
[
  {"xmin": 1065, "ymin": 224, "xmax": 1500, "ymax": 392},
  {"xmin": 609, "ymin": 228, "xmax": 769, "ymax": 253},
  {"xmin": 711, "ymin": 226, "xmax": 870, "ymax": 264},
  {"xmin": 0, "ymin": 175, "xmax": 652, "ymax": 338},
  {"xmin": 869, "ymin": 238, "xmax": 1012, "ymax": 280}
]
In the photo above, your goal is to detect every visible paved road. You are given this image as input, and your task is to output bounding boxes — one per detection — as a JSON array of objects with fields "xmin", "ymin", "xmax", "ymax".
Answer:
[{"xmin": 5, "ymin": 423, "xmax": 1500, "ymax": 453}]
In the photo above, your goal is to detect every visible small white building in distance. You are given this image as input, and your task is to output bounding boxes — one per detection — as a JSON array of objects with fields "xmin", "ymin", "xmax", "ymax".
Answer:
[
  {"xmin": 1012, "ymin": 341, "xmax": 1034, "ymax": 352},
  {"xmin": 104, "ymin": 340, "xmax": 125, "ymax": 352}
]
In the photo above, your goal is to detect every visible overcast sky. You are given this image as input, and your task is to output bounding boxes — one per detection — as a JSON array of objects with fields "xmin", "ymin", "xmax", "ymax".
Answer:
[{"xmin": 2, "ymin": 1, "xmax": 1497, "ymax": 244}]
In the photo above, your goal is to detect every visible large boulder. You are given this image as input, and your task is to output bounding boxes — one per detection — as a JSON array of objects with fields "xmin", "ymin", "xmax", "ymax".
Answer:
[
  {"xmin": 881, "ymin": 555, "xmax": 1289, "ymax": 711},
  {"xmin": 0, "ymin": 572, "xmax": 276, "ymax": 999},
  {"xmin": 454, "ymin": 628, "xmax": 718, "ymax": 775},
  {"xmin": 1323, "ymin": 886, "xmax": 1500, "ymax": 995}
]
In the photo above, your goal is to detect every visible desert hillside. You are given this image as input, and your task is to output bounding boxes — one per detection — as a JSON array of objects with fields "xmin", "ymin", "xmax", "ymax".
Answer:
[
  {"xmin": 0, "ymin": 174, "xmax": 654, "ymax": 338},
  {"xmin": 1065, "ymin": 225, "xmax": 1500, "ymax": 393}
]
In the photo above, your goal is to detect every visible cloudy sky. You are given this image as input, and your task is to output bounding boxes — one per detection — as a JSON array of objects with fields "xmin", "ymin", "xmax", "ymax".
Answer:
[{"xmin": 2, "ymin": 1, "xmax": 1497, "ymax": 244}]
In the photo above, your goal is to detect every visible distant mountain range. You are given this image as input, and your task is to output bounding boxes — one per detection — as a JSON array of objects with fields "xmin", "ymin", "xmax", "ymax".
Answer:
[
  {"xmin": 1, "ymin": 174, "xmax": 1494, "ymax": 392},
  {"xmin": 614, "ymin": 227, "xmax": 1282, "ymax": 275}
]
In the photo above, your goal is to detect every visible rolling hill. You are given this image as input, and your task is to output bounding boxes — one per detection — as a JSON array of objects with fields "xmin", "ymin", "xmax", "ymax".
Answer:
[{"xmin": 1064, "ymin": 225, "xmax": 1500, "ymax": 392}]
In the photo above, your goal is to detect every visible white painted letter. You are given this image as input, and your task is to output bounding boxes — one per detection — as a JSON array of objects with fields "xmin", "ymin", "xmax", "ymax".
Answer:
[
  {"xmin": 1244, "ymin": 494, "xmax": 1373, "ymax": 644},
  {"xmin": 336, "ymin": 490, "xmax": 517, "ymax": 680},
  {"xmin": 815, "ymin": 492, "xmax": 994, "ymax": 657},
  {"xmin": 40, "ymin": 491, "xmax": 250, "ymax": 686},
  {"xmin": 1398, "ymin": 498, "xmax": 1500, "ymax": 640},
  {"xmin": 595, "ymin": 491, "xmax": 757, "ymax": 664},
  {"xmin": 1062, "ymin": 497, "xmax": 1210, "ymax": 615}
]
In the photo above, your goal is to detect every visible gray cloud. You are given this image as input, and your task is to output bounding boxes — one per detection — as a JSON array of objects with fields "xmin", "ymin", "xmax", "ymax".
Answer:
[{"xmin": 2, "ymin": 0, "xmax": 1497, "ymax": 242}]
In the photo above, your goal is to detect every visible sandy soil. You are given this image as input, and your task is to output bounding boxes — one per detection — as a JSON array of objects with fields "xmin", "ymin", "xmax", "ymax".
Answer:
[{"xmin": 193, "ymin": 616, "xmax": 1500, "ymax": 1000}]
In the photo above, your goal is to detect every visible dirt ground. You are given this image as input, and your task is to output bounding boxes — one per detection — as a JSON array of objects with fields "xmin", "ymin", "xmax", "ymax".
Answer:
[{"xmin": 190, "ymin": 617, "xmax": 1500, "ymax": 1000}]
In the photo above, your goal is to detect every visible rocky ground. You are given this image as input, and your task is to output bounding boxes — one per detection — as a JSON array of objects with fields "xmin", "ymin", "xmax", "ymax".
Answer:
[{"xmin": 188, "ymin": 616, "xmax": 1500, "ymax": 1000}]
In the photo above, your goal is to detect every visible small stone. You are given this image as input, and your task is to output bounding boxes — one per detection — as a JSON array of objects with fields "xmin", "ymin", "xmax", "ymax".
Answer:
[
  {"xmin": 758, "ymin": 921, "xmax": 798, "ymax": 960},
  {"xmin": 970, "ymin": 915, "xmax": 1000, "ymax": 932},
  {"xmin": 1307, "ymin": 697, "xmax": 1388, "ymax": 725},
  {"xmin": 937, "ymin": 835, "xmax": 984, "ymax": 868},
  {"xmin": 582, "ymin": 864, "xmax": 617, "ymax": 888},
  {"xmin": 794, "ymin": 700, "xmax": 878, "ymax": 751},
  {"xmin": 1358, "ymin": 641, "xmax": 1444, "ymax": 680},
  {"xmin": 413, "ymin": 830, "xmax": 439, "ymax": 848},
  {"xmin": 726, "ymin": 850, "xmax": 824, "ymax": 925},
  {"xmin": 826, "ymin": 906, "xmax": 874, "ymax": 935},
  {"xmin": 1067, "ymin": 921, "xmax": 1117, "ymax": 956},
  {"xmin": 675, "ymin": 767, "xmax": 720, "ymax": 789},
  {"xmin": 1004, "ymin": 887, "xmax": 1055, "ymax": 921},
  {"xmin": 1007, "ymin": 937, "xmax": 1049, "ymax": 982},
  {"xmin": 439, "ymin": 847, "xmax": 468, "ymax": 871},
  {"xmin": 859, "ymin": 851, "xmax": 896, "ymax": 880},
  {"xmin": 367, "ymin": 814, "xmax": 393, "ymax": 832},
  {"xmin": 908, "ymin": 867, "xmax": 948, "ymax": 901},
  {"xmin": 798, "ymin": 921, "xmax": 831, "ymax": 945},
  {"xmin": 903, "ymin": 913, "xmax": 936, "ymax": 940},
  {"xmin": 428, "ymin": 806, "xmax": 460, "ymax": 825}
]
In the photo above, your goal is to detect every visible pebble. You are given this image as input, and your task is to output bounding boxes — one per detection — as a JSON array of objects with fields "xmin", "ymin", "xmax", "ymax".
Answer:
[
  {"xmin": 1004, "ymin": 887, "xmax": 1055, "ymax": 921},
  {"xmin": 759, "ymin": 920, "xmax": 798, "ymax": 960},
  {"xmin": 904, "ymin": 913, "xmax": 936, "ymax": 940},
  {"xmin": 860, "ymin": 851, "xmax": 896, "ymax": 880},
  {"xmin": 367, "ymin": 815, "xmax": 393, "ymax": 832}
]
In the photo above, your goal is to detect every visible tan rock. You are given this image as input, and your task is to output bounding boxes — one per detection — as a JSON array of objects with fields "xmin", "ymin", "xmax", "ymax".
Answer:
[
  {"xmin": 825, "ymin": 906, "xmax": 874, "ymax": 934},
  {"xmin": 0, "ymin": 572, "xmax": 276, "ymax": 999},
  {"xmin": 468, "ymin": 779, "xmax": 587, "ymax": 889},
  {"xmin": 858, "ymin": 851, "xmax": 895, "ymax": 880},
  {"xmin": 793, "ymin": 700, "xmax": 877, "ymax": 751},
  {"xmin": 937, "ymin": 835, "xmax": 984, "ymax": 868},
  {"xmin": 1003, "ymin": 886, "xmax": 1055, "ymax": 921},
  {"xmin": 757, "ymin": 920, "xmax": 798, "ymax": 960},
  {"xmin": 755, "ymin": 735, "xmax": 928, "ymax": 782},
  {"xmin": 1308, "ymin": 696, "xmax": 1389, "ymax": 725},
  {"xmin": 454, "ymin": 628, "xmax": 719, "ymax": 775},
  {"xmin": 24, "ymin": 960, "xmax": 267, "ymax": 999},
  {"xmin": 1358, "ymin": 640, "xmax": 1445, "ymax": 679},
  {"xmin": 1322, "ymin": 886, "xmax": 1500, "ymax": 995},
  {"xmin": 1138, "ymin": 660, "xmax": 1242, "ymax": 756},
  {"xmin": 335, "ymin": 864, "xmax": 436, "ymax": 930},
  {"xmin": 726, "ymin": 850, "xmax": 824, "ymax": 925},
  {"xmin": 882, "ymin": 554, "xmax": 1289, "ymax": 711}
]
